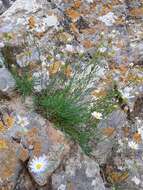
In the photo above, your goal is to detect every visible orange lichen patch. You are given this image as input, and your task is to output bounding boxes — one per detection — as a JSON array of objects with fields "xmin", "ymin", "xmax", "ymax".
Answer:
[
  {"xmin": 0, "ymin": 142, "xmax": 18, "ymax": 180},
  {"xmin": 47, "ymin": 124, "xmax": 65, "ymax": 144},
  {"xmin": 29, "ymin": 62, "xmax": 40, "ymax": 70},
  {"xmin": 81, "ymin": 28, "xmax": 96, "ymax": 35},
  {"xmin": 2, "ymin": 167, "xmax": 14, "ymax": 179},
  {"xmin": 122, "ymin": 127, "xmax": 130, "ymax": 137},
  {"xmin": 28, "ymin": 16, "xmax": 36, "ymax": 29},
  {"xmin": 70, "ymin": 23, "xmax": 79, "ymax": 34},
  {"xmin": 116, "ymin": 40, "xmax": 126, "ymax": 48},
  {"xmin": 4, "ymin": 115, "xmax": 15, "ymax": 128},
  {"xmin": 91, "ymin": 89, "xmax": 107, "ymax": 98},
  {"xmin": 82, "ymin": 40, "xmax": 94, "ymax": 48},
  {"xmin": 98, "ymin": 4, "xmax": 113, "ymax": 16},
  {"xmin": 18, "ymin": 146, "xmax": 29, "ymax": 162},
  {"xmin": 72, "ymin": 0, "xmax": 82, "ymax": 9},
  {"xmin": 115, "ymin": 17, "xmax": 125, "ymax": 25},
  {"xmin": 0, "ymin": 139, "xmax": 8, "ymax": 150},
  {"xmin": 133, "ymin": 132, "xmax": 142, "ymax": 144},
  {"xmin": 102, "ymin": 127, "xmax": 115, "ymax": 137},
  {"xmin": 0, "ymin": 121, "xmax": 5, "ymax": 132},
  {"xmin": 129, "ymin": 7, "xmax": 143, "ymax": 17},
  {"xmin": 27, "ymin": 128, "xmax": 38, "ymax": 138},
  {"xmin": 66, "ymin": 8, "xmax": 80, "ymax": 22},
  {"xmin": 118, "ymin": 65, "xmax": 128, "ymax": 74},
  {"xmin": 64, "ymin": 65, "xmax": 73, "ymax": 78},
  {"xmin": 33, "ymin": 141, "xmax": 42, "ymax": 156},
  {"xmin": 35, "ymin": 31, "xmax": 45, "ymax": 39},
  {"xmin": 101, "ymin": 74, "xmax": 113, "ymax": 85},
  {"xmin": 3, "ymin": 158, "xmax": 17, "ymax": 179},
  {"xmin": 49, "ymin": 61, "xmax": 61, "ymax": 75},
  {"xmin": 108, "ymin": 171, "xmax": 129, "ymax": 184}
]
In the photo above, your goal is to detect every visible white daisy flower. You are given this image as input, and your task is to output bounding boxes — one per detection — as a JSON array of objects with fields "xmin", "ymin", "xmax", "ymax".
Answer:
[
  {"xmin": 85, "ymin": 0, "xmax": 94, "ymax": 3},
  {"xmin": 29, "ymin": 155, "xmax": 48, "ymax": 174},
  {"xmin": 65, "ymin": 44, "xmax": 75, "ymax": 53},
  {"xmin": 137, "ymin": 127, "xmax": 143, "ymax": 141},
  {"xmin": 128, "ymin": 141, "xmax": 139, "ymax": 150},
  {"xmin": 58, "ymin": 184, "xmax": 66, "ymax": 190},
  {"xmin": 98, "ymin": 12, "xmax": 117, "ymax": 26},
  {"xmin": 99, "ymin": 47, "xmax": 107, "ymax": 53},
  {"xmin": 131, "ymin": 176, "xmax": 140, "ymax": 185},
  {"xmin": 0, "ymin": 41, "xmax": 4, "ymax": 48},
  {"xmin": 16, "ymin": 115, "xmax": 29, "ymax": 128},
  {"xmin": 91, "ymin": 111, "xmax": 102, "ymax": 120}
]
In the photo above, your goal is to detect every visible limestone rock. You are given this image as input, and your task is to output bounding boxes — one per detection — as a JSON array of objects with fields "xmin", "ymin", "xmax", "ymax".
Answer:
[
  {"xmin": 0, "ymin": 0, "xmax": 15, "ymax": 15},
  {"xmin": 27, "ymin": 122, "xmax": 71, "ymax": 186},
  {"xmin": 0, "ymin": 139, "xmax": 22, "ymax": 189},
  {"xmin": 52, "ymin": 148, "xmax": 105, "ymax": 190},
  {"xmin": 0, "ymin": 68, "xmax": 15, "ymax": 96},
  {"xmin": 0, "ymin": 98, "xmax": 71, "ymax": 187},
  {"xmin": 91, "ymin": 110, "xmax": 127, "ymax": 164}
]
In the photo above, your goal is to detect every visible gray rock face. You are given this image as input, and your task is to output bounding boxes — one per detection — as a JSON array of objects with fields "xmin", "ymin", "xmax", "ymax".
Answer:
[
  {"xmin": 0, "ymin": 0, "xmax": 15, "ymax": 14},
  {"xmin": 0, "ymin": 0, "xmax": 143, "ymax": 189},
  {"xmin": 0, "ymin": 0, "xmax": 5, "ymax": 14},
  {"xmin": 0, "ymin": 98, "xmax": 106, "ymax": 190},
  {"xmin": 0, "ymin": 68, "xmax": 15, "ymax": 95},
  {"xmin": 52, "ymin": 148, "xmax": 105, "ymax": 190},
  {"xmin": 91, "ymin": 110, "xmax": 127, "ymax": 164}
]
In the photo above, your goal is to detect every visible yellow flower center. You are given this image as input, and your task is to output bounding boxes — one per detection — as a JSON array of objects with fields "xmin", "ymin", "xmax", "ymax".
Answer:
[{"xmin": 35, "ymin": 163, "xmax": 43, "ymax": 170}]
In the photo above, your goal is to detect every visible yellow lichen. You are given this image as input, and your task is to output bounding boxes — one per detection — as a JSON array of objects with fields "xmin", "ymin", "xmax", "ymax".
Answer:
[
  {"xmin": 0, "ymin": 139, "xmax": 8, "ymax": 150},
  {"xmin": 4, "ymin": 115, "xmax": 15, "ymax": 128},
  {"xmin": 0, "ymin": 121, "xmax": 5, "ymax": 132}
]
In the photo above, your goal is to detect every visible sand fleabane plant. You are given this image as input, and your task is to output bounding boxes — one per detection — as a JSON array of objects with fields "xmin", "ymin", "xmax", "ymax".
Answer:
[
  {"xmin": 128, "ymin": 141, "xmax": 139, "ymax": 150},
  {"xmin": 91, "ymin": 111, "xmax": 102, "ymax": 120},
  {"xmin": 29, "ymin": 155, "xmax": 48, "ymax": 174},
  {"xmin": 16, "ymin": 115, "xmax": 29, "ymax": 128}
]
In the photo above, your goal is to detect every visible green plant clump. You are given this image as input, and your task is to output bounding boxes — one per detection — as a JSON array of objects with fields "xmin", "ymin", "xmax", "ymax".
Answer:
[
  {"xmin": 34, "ymin": 88, "xmax": 92, "ymax": 153},
  {"xmin": 92, "ymin": 87, "xmax": 120, "ymax": 118},
  {"xmin": 13, "ymin": 70, "xmax": 33, "ymax": 98}
]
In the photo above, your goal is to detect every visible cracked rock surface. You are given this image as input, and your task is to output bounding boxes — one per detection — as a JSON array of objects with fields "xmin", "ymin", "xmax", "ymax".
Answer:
[
  {"xmin": 0, "ymin": 0, "xmax": 143, "ymax": 189},
  {"xmin": 0, "ymin": 98, "xmax": 105, "ymax": 189}
]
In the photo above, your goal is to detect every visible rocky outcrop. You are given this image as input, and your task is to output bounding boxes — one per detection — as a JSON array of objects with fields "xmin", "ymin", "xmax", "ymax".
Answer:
[
  {"xmin": 0, "ymin": 98, "xmax": 105, "ymax": 189},
  {"xmin": 0, "ymin": 0, "xmax": 15, "ymax": 14},
  {"xmin": 0, "ymin": 0, "xmax": 143, "ymax": 189},
  {"xmin": 0, "ymin": 68, "xmax": 15, "ymax": 96}
]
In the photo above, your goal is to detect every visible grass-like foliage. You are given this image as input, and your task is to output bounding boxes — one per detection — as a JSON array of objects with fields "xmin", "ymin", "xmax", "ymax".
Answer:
[
  {"xmin": 34, "ymin": 87, "xmax": 92, "ymax": 153},
  {"xmin": 12, "ymin": 69, "xmax": 33, "ymax": 98},
  {"xmin": 92, "ymin": 87, "xmax": 121, "ymax": 117},
  {"xmin": 2, "ymin": 32, "xmax": 122, "ymax": 154}
]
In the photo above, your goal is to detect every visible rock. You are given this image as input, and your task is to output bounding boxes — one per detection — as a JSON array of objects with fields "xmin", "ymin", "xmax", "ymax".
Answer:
[
  {"xmin": 98, "ymin": 110, "xmax": 127, "ymax": 129},
  {"xmin": 0, "ymin": 0, "xmax": 15, "ymax": 15},
  {"xmin": 0, "ymin": 139, "xmax": 22, "ymax": 189},
  {"xmin": 15, "ymin": 168, "xmax": 37, "ymax": 190},
  {"xmin": 0, "ymin": 0, "xmax": 143, "ymax": 189},
  {"xmin": 0, "ymin": 97, "xmax": 106, "ymax": 189},
  {"xmin": 17, "ymin": 145, "xmax": 29, "ymax": 162},
  {"xmin": 27, "ymin": 121, "xmax": 71, "ymax": 186},
  {"xmin": 0, "ymin": 0, "xmax": 5, "ymax": 14},
  {"xmin": 0, "ymin": 68, "xmax": 15, "ymax": 96},
  {"xmin": 0, "ymin": 97, "xmax": 71, "ymax": 187},
  {"xmin": 91, "ymin": 110, "xmax": 127, "ymax": 164},
  {"xmin": 52, "ymin": 147, "xmax": 105, "ymax": 190}
]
